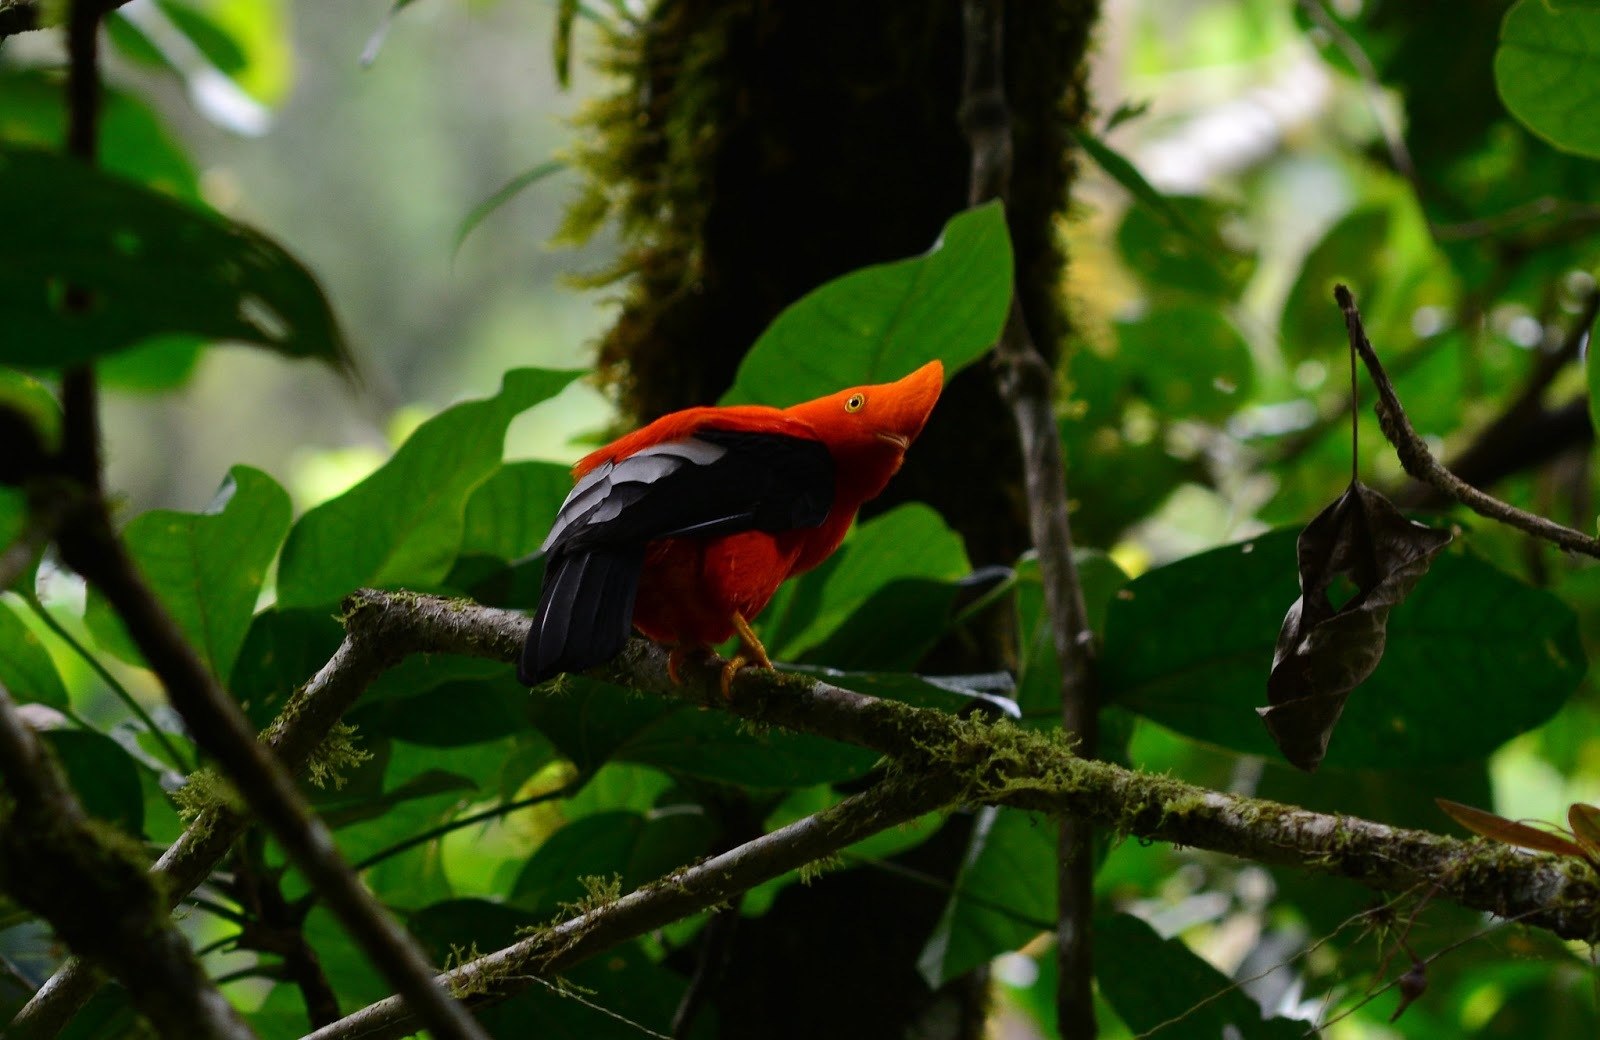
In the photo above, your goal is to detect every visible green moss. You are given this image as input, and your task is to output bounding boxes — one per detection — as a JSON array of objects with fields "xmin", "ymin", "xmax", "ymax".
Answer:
[
  {"xmin": 171, "ymin": 767, "xmax": 244, "ymax": 823},
  {"xmin": 304, "ymin": 721, "xmax": 372, "ymax": 790},
  {"xmin": 798, "ymin": 853, "xmax": 843, "ymax": 886},
  {"xmin": 559, "ymin": 872, "xmax": 623, "ymax": 918}
]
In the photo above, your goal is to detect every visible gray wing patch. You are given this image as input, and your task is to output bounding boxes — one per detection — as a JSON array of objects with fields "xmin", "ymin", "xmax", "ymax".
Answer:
[{"xmin": 538, "ymin": 437, "xmax": 729, "ymax": 553}]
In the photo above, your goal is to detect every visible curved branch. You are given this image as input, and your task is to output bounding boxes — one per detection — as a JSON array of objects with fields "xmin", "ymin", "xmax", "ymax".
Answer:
[{"xmin": 1337, "ymin": 285, "xmax": 1600, "ymax": 558}]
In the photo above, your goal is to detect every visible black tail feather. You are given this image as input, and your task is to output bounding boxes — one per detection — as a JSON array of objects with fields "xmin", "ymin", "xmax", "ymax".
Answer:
[{"xmin": 517, "ymin": 547, "xmax": 644, "ymax": 685}]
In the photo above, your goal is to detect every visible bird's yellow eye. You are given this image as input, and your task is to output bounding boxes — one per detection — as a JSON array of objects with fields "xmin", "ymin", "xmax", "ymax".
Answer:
[{"xmin": 845, "ymin": 393, "xmax": 865, "ymax": 413}]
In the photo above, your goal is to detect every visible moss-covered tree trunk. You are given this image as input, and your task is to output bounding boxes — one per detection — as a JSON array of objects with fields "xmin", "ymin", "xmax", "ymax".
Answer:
[{"xmin": 564, "ymin": 2, "xmax": 1100, "ymax": 1034}]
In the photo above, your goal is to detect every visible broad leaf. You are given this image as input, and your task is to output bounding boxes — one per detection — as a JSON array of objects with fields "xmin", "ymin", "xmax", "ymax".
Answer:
[
  {"xmin": 763, "ymin": 503, "xmax": 969, "ymax": 663},
  {"xmin": 1096, "ymin": 912, "xmax": 1304, "ymax": 1039},
  {"xmin": 45, "ymin": 730, "xmax": 145, "ymax": 836},
  {"xmin": 1115, "ymin": 303, "xmax": 1254, "ymax": 423},
  {"xmin": 351, "ymin": 677, "xmax": 536, "ymax": 748},
  {"xmin": 459, "ymin": 459, "xmax": 575, "ymax": 561},
  {"xmin": 1495, "ymin": 1, "xmax": 1600, "ymax": 159},
  {"xmin": 1102, "ymin": 530, "xmax": 1584, "ymax": 767},
  {"xmin": 277, "ymin": 368, "xmax": 584, "ymax": 607},
  {"xmin": 85, "ymin": 465, "xmax": 291, "ymax": 683},
  {"xmin": 0, "ymin": 599, "xmax": 69, "ymax": 709},
  {"xmin": 722, "ymin": 202, "xmax": 1013, "ymax": 405},
  {"xmin": 0, "ymin": 146, "xmax": 347, "ymax": 371},
  {"xmin": 1263, "ymin": 481, "xmax": 1452, "ymax": 771},
  {"xmin": 917, "ymin": 807, "xmax": 1055, "ymax": 987}
]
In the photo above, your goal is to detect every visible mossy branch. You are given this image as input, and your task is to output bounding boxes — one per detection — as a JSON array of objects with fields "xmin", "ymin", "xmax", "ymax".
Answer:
[
  {"xmin": 0, "ymin": 684, "xmax": 254, "ymax": 1039},
  {"xmin": 16, "ymin": 585, "xmax": 1600, "ymax": 1038}
]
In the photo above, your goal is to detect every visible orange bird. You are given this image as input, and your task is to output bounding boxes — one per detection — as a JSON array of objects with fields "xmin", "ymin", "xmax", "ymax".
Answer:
[{"xmin": 518, "ymin": 360, "xmax": 944, "ymax": 691}]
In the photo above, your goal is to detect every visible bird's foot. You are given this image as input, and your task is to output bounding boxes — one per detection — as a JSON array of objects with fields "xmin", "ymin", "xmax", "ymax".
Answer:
[
  {"xmin": 667, "ymin": 645, "xmax": 708, "ymax": 686},
  {"xmin": 719, "ymin": 655, "xmax": 748, "ymax": 700}
]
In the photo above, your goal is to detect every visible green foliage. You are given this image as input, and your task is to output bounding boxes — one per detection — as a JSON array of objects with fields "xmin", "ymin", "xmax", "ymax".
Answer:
[
  {"xmin": 12, "ymin": 5, "xmax": 1600, "ymax": 1037},
  {"xmin": 0, "ymin": 599, "xmax": 69, "ymax": 709},
  {"xmin": 85, "ymin": 465, "xmax": 290, "ymax": 682},
  {"xmin": 277, "ymin": 368, "xmax": 583, "ymax": 607},
  {"xmin": 1102, "ymin": 530, "xmax": 1585, "ymax": 767},
  {"xmin": 1495, "ymin": 1, "xmax": 1600, "ymax": 158},
  {"xmin": 0, "ymin": 146, "xmax": 347, "ymax": 372},
  {"xmin": 722, "ymin": 203, "xmax": 1014, "ymax": 405},
  {"xmin": 1094, "ymin": 912, "xmax": 1303, "ymax": 1039}
]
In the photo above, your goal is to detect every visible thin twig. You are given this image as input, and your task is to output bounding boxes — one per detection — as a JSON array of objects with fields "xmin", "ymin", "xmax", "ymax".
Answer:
[
  {"xmin": 959, "ymin": 2, "xmax": 1100, "ymax": 1035},
  {"xmin": 1336, "ymin": 284, "xmax": 1600, "ymax": 558}
]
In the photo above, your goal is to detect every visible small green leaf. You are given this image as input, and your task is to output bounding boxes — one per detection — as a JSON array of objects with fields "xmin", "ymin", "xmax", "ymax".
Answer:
[
  {"xmin": 85, "ymin": 465, "xmax": 290, "ymax": 682},
  {"xmin": 453, "ymin": 160, "xmax": 566, "ymax": 260},
  {"xmin": 917, "ymin": 807, "xmax": 1056, "ymax": 987},
  {"xmin": 723, "ymin": 202, "xmax": 1013, "ymax": 405},
  {"xmin": 1102, "ymin": 531, "xmax": 1586, "ymax": 767},
  {"xmin": 0, "ymin": 146, "xmax": 348, "ymax": 371},
  {"xmin": 0, "ymin": 598, "xmax": 69, "ymax": 709},
  {"xmin": 276, "ymin": 368, "xmax": 584, "ymax": 607},
  {"xmin": 1096, "ymin": 912, "xmax": 1304, "ymax": 1039},
  {"xmin": 1496, "ymin": 0, "xmax": 1600, "ymax": 158}
]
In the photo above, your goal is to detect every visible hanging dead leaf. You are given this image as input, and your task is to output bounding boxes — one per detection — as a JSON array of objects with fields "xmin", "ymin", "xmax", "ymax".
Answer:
[
  {"xmin": 1261, "ymin": 480, "xmax": 1451, "ymax": 771},
  {"xmin": 1567, "ymin": 803, "xmax": 1600, "ymax": 862},
  {"xmin": 1436, "ymin": 798, "xmax": 1592, "ymax": 861}
]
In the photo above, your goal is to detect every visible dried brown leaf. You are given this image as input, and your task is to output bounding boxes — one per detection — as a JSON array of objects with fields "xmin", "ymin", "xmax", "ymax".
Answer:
[
  {"xmin": 1261, "ymin": 480, "xmax": 1451, "ymax": 770},
  {"xmin": 1567, "ymin": 802, "xmax": 1600, "ymax": 862},
  {"xmin": 1436, "ymin": 798, "xmax": 1590, "ymax": 859}
]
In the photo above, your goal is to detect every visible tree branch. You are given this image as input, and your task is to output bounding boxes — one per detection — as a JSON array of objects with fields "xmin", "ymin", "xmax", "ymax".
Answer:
[
  {"xmin": 960, "ymin": 1, "xmax": 1100, "ymax": 1033},
  {"xmin": 8, "ymin": 602, "xmax": 412, "ymax": 1038},
  {"xmin": 1336, "ymin": 284, "xmax": 1600, "ymax": 558},
  {"xmin": 0, "ymin": 684, "xmax": 255, "ymax": 1039},
  {"xmin": 301, "ymin": 770, "xmax": 966, "ymax": 1040},
  {"xmin": 0, "ymin": 0, "xmax": 128, "ymax": 39}
]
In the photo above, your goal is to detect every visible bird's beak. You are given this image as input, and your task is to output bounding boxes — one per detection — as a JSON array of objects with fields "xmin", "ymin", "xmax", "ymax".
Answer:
[{"xmin": 881, "ymin": 360, "xmax": 944, "ymax": 445}]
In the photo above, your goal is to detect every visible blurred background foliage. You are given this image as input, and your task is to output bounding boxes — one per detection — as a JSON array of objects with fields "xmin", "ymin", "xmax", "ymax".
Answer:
[{"xmin": 6, "ymin": 0, "xmax": 1600, "ymax": 1038}]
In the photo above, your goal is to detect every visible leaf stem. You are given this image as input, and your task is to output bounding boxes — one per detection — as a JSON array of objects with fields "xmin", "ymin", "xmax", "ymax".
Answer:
[{"xmin": 20, "ymin": 590, "xmax": 193, "ymax": 775}]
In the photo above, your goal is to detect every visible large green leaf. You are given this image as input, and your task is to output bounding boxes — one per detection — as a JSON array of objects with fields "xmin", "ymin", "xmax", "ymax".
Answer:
[
  {"xmin": 44, "ymin": 730, "xmax": 145, "ymax": 836},
  {"xmin": 762, "ymin": 503, "xmax": 970, "ymax": 663},
  {"xmin": 1101, "ymin": 531, "xmax": 1586, "ymax": 767},
  {"xmin": 917, "ymin": 807, "xmax": 1055, "ymax": 987},
  {"xmin": 459, "ymin": 459, "xmax": 575, "ymax": 561},
  {"xmin": 0, "ymin": 146, "xmax": 346, "ymax": 371},
  {"xmin": 1095, "ymin": 912, "xmax": 1303, "ymax": 1039},
  {"xmin": 508, "ymin": 810, "xmax": 714, "ymax": 917},
  {"xmin": 722, "ymin": 202, "xmax": 1013, "ymax": 405},
  {"xmin": 350, "ymin": 677, "xmax": 536, "ymax": 748},
  {"xmin": 276, "ymin": 368, "xmax": 584, "ymax": 607},
  {"xmin": 1015, "ymin": 550, "xmax": 1128, "ymax": 722},
  {"xmin": 85, "ymin": 465, "xmax": 290, "ymax": 683},
  {"xmin": 1495, "ymin": 1, "xmax": 1600, "ymax": 159},
  {"xmin": 0, "ymin": 598, "xmax": 69, "ymax": 709}
]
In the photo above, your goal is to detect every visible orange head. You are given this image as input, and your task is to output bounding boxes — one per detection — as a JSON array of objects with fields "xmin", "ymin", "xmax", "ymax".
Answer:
[{"xmin": 783, "ymin": 360, "xmax": 944, "ymax": 497}]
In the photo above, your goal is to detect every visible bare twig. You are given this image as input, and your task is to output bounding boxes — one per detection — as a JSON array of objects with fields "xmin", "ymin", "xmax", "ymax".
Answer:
[
  {"xmin": 1336, "ymin": 284, "xmax": 1600, "ymax": 558},
  {"xmin": 0, "ymin": 685, "xmax": 255, "ymax": 1039},
  {"xmin": 960, "ymin": 1, "xmax": 1100, "ymax": 1034}
]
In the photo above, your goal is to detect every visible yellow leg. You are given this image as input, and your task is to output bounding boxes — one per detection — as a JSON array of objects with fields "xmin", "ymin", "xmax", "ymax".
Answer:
[
  {"xmin": 719, "ymin": 654, "xmax": 747, "ymax": 699},
  {"xmin": 731, "ymin": 612, "xmax": 774, "ymax": 670},
  {"xmin": 668, "ymin": 645, "xmax": 705, "ymax": 686}
]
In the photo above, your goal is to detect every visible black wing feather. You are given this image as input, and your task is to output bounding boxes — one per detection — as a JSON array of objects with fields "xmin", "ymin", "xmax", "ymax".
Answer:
[{"xmin": 518, "ymin": 428, "xmax": 834, "ymax": 685}]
